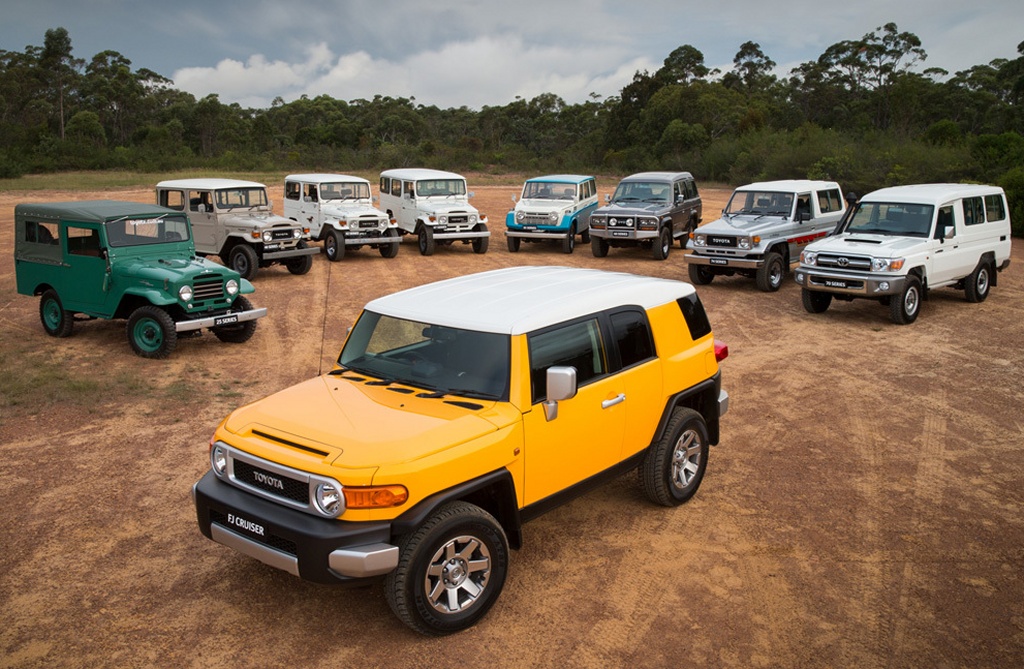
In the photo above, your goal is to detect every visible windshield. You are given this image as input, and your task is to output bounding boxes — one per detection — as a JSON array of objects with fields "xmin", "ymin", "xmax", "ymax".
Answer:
[
  {"xmin": 612, "ymin": 181, "xmax": 670, "ymax": 203},
  {"xmin": 320, "ymin": 182, "xmax": 370, "ymax": 200},
  {"xmin": 338, "ymin": 312, "xmax": 510, "ymax": 401},
  {"xmin": 523, "ymin": 181, "xmax": 575, "ymax": 200},
  {"xmin": 725, "ymin": 190, "xmax": 794, "ymax": 216},
  {"xmin": 106, "ymin": 214, "xmax": 191, "ymax": 247},
  {"xmin": 846, "ymin": 202, "xmax": 935, "ymax": 238},
  {"xmin": 215, "ymin": 187, "xmax": 268, "ymax": 209},
  {"xmin": 415, "ymin": 179, "xmax": 467, "ymax": 197}
]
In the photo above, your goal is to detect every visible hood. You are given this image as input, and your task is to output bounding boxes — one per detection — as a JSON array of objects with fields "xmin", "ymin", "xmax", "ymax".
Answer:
[
  {"xmin": 222, "ymin": 211, "xmax": 297, "ymax": 228},
  {"xmin": 319, "ymin": 202, "xmax": 388, "ymax": 220},
  {"xmin": 808, "ymin": 233, "xmax": 925, "ymax": 258},
  {"xmin": 700, "ymin": 213, "xmax": 792, "ymax": 236},
  {"xmin": 595, "ymin": 201, "xmax": 666, "ymax": 216},
  {"xmin": 111, "ymin": 251, "xmax": 229, "ymax": 282},
  {"xmin": 418, "ymin": 199, "xmax": 478, "ymax": 216},
  {"xmin": 223, "ymin": 375, "xmax": 506, "ymax": 470},
  {"xmin": 516, "ymin": 198, "xmax": 573, "ymax": 215}
]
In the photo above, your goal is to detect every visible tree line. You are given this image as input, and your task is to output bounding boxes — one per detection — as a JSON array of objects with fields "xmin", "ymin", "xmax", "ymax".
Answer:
[{"xmin": 2, "ymin": 25, "xmax": 1023, "ymax": 233}]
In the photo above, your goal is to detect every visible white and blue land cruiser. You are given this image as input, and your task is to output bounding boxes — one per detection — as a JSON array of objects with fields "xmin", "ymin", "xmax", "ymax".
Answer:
[{"xmin": 505, "ymin": 174, "xmax": 598, "ymax": 254}]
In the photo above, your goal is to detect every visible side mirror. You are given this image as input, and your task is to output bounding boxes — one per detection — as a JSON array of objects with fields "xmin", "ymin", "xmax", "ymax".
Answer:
[
  {"xmin": 543, "ymin": 366, "xmax": 577, "ymax": 422},
  {"xmin": 510, "ymin": 194, "xmax": 517, "ymax": 204},
  {"xmin": 198, "ymin": 204, "xmax": 207, "ymax": 213},
  {"xmin": 797, "ymin": 211, "xmax": 811, "ymax": 222},
  {"xmin": 604, "ymin": 194, "xmax": 611, "ymax": 203}
]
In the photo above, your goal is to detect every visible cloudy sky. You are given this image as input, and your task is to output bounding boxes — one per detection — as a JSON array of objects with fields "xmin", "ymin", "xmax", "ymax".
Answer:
[{"xmin": 2, "ymin": 0, "xmax": 1021, "ymax": 110}]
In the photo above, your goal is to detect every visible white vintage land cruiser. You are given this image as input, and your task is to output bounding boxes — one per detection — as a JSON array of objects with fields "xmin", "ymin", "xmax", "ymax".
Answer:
[
  {"xmin": 795, "ymin": 183, "xmax": 1013, "ymax": 324},
  {"xmin": 378, "ymin": 168, "xmax": 489, "ymax": 256},
  {"xmin": 686, "ymin": 180, "xmax": 849, "ymax": 291},
  {"xmin": 156, "ymin": 178, "xmax": 319, "ymax": 280},
  {"xmin": 505, "ymin": 174, "xmax": 598, "ymax": 254},
  {"xmin": 283, "ymin": 174, "xmax": 399, "ymax": 261}
]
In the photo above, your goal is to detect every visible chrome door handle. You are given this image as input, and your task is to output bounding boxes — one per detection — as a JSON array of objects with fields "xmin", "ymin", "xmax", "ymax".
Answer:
[{"xmin": 602, "ymin": 393, "xmax": 626, "ymax": 409}]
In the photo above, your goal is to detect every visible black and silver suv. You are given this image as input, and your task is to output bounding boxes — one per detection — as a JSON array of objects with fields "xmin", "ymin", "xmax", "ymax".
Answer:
[{"xmin": 589, "ymin": 171, "xmax": 701, "ymax": 260}]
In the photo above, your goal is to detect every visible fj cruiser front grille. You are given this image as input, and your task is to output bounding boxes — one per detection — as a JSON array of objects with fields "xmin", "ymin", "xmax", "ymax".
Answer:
[
  {"xmin": 815, "ymin": 253, "xmax": 873, "ymax": 270},
  {"xmin": 234, "ymin": 460, "xmax": 309, "ymax": 505},
  {"xmin": 192, "ymin": 277, "xmax": 225, "ymax": 301}
]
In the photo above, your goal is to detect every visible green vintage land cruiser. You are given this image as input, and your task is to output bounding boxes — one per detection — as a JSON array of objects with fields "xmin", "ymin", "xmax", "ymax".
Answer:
[{"xmin": 14, "ymin": 200, "xmax": 267, "ymax": 358}]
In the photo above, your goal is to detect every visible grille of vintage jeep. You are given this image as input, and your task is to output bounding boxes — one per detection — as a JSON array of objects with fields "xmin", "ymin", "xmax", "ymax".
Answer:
[
  {"xmin": 814, "ymin": 252, "xmax": 873, "ymax": 271},
  {"xmin": 270, "ymin": 229, "xmax": 294, "ymax": 240},
  {"xmin": 233, "ymin": 459, "xmax": 309, "ymax": 505},
  {"xmin": 519, "ymin": 213, "xmax": 552, "ymax": 226},
  {"xmin": 209, "ymin": 509, "xmax": 298, "ymax": 555},
  {"xmin": 608, "ymin": 216, "xmax": 635, "ymax": 228},
  {"xmin": 447, "ymin": 214, "xmax": 469, "ymax": 225},
  {"xmin": 358, "ymin": 217, "xmax": 382, "ymax": 229},
  {"xmin": 192, "ymin": 276, "xmax": 226, "ymax": 302}
]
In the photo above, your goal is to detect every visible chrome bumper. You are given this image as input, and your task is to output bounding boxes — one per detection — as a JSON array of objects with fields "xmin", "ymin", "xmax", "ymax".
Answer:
[
  {"xmin": 176, "ymin": 306, "xmax": 267, "ymax": 332},
  {"xmin": 794, "ymin": 267, "xmax": 907, "ymax": 297}
]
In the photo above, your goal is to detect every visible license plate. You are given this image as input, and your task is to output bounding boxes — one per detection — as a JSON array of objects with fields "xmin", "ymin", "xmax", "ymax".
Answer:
[
  {"xmin": 709, "ymin": 258, "xmax": 728, "ymax": 265},
  {"xmin": 215, "ymin": 314, "xmax": 239, "ymax": 326},
  {"xmin": 523, "ymin": 225, "xmax": 537, "ymax": 231},
  {"xmin": 612, "ymin": 231, "xmax": 628, "ymax": 237},
  {"xmin": 824, "ymin": 280, "xmax": 848, "ymax": 288}
]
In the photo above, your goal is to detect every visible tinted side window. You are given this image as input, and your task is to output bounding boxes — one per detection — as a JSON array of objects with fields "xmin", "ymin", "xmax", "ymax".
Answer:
[
  {"xmin": 677, "ymin": 295, "xmax": 711, "ymax": 341},
  {"xmin": 528, "ymin": 318, "xmax": 607, "ymax": 403},
  {"xmin": 403, "ymin": 181, "xmax": 414, "ymax": 197},
  {"xmin": 380, "ymin": 177, "xmax": 389, "ymax": 193},
  {"xmin": 610, "ymin": 310, "xmax": 655, "ymax": 369},
  {"xmin": 285, "ymin": 182, "xmax": 301, "ymax": 201},
  {"xmin": 984, "ymin": 194, "xmax": 1006, "ymax": 222},
  {"xmin": 685, "ymin": 180, "xmax": 699, "ymax": 199},
  {"xmin": 963, "ymin": 197, "xmax": 985, "ymax": 226}
]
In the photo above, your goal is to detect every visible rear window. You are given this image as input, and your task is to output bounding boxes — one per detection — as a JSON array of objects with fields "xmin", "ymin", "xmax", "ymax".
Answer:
[
  {"xmin": 984, "ymin": 194, "xmax": 1006, "ymax": 222},
  {"xmin": 677, "ymin": 295, "xmax": 711, "ymax": 341}
]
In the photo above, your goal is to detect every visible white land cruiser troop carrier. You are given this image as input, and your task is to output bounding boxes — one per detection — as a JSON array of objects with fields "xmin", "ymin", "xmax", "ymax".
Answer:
[
  {"xmin": 378, "ymin": 168, "xmax": 489, "ymax": 256},
  {"xmin": 283, "ymin": 174, "xmax": 399, "ymax": 261},
  {"xmin": 686, "ymin": 180, "xmax": 849, "ymax": 291},
  {"xmin": 156, "ymin": 178, "xmax": 319, "ymax": 280},
  {"xmin": 795, "ymin": 183, "xmax": 1012, "ymax": 324}
]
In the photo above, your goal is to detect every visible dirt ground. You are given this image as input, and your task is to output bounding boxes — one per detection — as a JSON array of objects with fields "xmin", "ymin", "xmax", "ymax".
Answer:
[{"xmin": 0, "ymin": 180, "xmax": 1022, "ymax": 669}]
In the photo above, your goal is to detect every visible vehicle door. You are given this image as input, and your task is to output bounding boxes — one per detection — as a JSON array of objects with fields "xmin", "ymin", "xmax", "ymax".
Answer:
[
  {"xmin": 59, "ymin": 222, "xmax": 112, "ymax": 315},
  {"xmin": 299, "ymin": 182, "xmax": 322, "ymax": 232},
  {"xmin": 522, "ymin": 316, "xmax": 626, "ymax": 504},
  {"xmin": 669, "ymin": 180, "xmax": 688, "ymax": 236},
  {"xmin": 399, "ymin": 180, "xmax": 420, "ymax": 231},
  {"xmin": 185, "ymin": 190, "xmax": 219, "ymax": 253},
  {"xmin": 930, "ymin": 201, "xmax": 972, "ymax": 286}
]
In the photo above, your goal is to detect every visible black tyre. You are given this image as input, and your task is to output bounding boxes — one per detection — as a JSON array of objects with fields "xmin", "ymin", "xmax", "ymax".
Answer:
[
  {"xmin": 652, "ymin": 225, "xmax": 671, "ymax": 261},
  {"xmin": 417, "ymin": 224, "xmax": 435, "ymax": 256},
  {"xmin": 561, "ymin": 224, "xmax": 576, "ymax": 254},
  {"xmin": 755, "ymin": 251, "xmax": 785, "ymax": 292},
  {"xmin": 379, "ymin": 227, "xmax": 400, "ymax": 258},
  {"xmin": 580, "ymin": 227, "xmax": 590, "ymax": 244},
  {"xmin": 591, "ymin": 235, "xmax": 609, "ymax": 258},
  {"xmin": 801, "ymin": 288, "xmax": 833, "ymax": 314},
  {"xmin": 39, "ymin": 289, "xmax": 74, "ymax": 338},
  {"xmin": 640, "ymin": 408, "xmax": 710, "ymax": 506},
  {"xmin": 286, "ymin": 241, "xmax": 313, "ymax": 275},
  {"xmin": 687, "ymin": 263, "xmax": 715, "ymax": 285},
  {"xmin": 212, "ymin": 295, "xmax": 258, "ymax": 344},
  {"xmin": 890, "ymin": 275, "xmax": 922, "ymax": 325},
  {"xmin": 964, "ymin": 260, "xmax": 991, "ymax": 303},
  {"xmin": 507, "ymin": 235, "xmax": 521, "ymax": 253},
  {"xmin": 228, "ymin": 244, "xmax": 259, "ymax": 280},
  {"xmin": 324, "ymin": 229, "xmax": 344, "ymax": 262},
  {"xmin": 385, "ymin": 501, "xmax": 509, "ymax": 636},
  {"xmin": 472, "ymin": 224, "xmax": 489, "ymax": 254},
  {"xmin": 126, "ymin": 306, "xmax": 177, "ymax": 359}
]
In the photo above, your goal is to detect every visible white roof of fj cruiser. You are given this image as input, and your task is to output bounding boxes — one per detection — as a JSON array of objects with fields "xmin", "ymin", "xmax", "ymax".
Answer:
[
  {"xmin": 364, "ymin": 266, "xmax": 696, "ymax": 335},
  {"xmin": 285, "ymin": 173, "xmax": 370, "ymax": 185},
  {"xmin": 737, "ymin": 180, "xmax": 840, "ymax": 192},
  {"xmin": 860, "ymin": 183, "xmax": 1004, "ymax": 206},
  {"xmin": 156, "ymin": 178, "xmax": 267, "ymax": 190}
]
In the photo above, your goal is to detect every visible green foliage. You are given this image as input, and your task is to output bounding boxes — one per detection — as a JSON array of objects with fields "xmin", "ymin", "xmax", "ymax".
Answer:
[{"xmin": 998, "ymin": 167, "xmax": 1024, "ymax": 237}]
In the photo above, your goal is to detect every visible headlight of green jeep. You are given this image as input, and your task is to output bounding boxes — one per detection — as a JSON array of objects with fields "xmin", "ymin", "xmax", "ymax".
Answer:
[
  {"xmin": 178, "ymin": 285, "xmax": 193, "ymax": 302},
  {"xmin": 315, "ymin": 482, "xmax": 343, "ymax": 516},
  {"xmin": 226, "ymin": 279, "xmax": 239, "ymax": 296}
]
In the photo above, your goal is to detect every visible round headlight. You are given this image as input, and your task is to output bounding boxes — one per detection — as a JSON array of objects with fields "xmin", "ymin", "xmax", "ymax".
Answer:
[
  {"xmin": 178, "ymin": 285, "xmax": 193, "ymax": 302},
  {"xmin": 693, "ymin": 234, "xmax": 706, "ymax": 246},
  {"xmin": 548, "ymin": 212, "xmax": 558, "ymax": 223},
  {"xmin": 738, "ymin": 238, "xmax": 751, "ymax": 250},
  {"xmin": 469, "ymin": 214, "xmax": 478, "ymax": 224},
  {"xmin": 293, "ymin": 229, "xmax": 301, "ymax": 239},
  {"xmin": 438, "ymin": 215, "xmax": 447, "ymax": 224},
  {"xmin": 226, "ymin": 279, "xmax": 239, "ymax": 296},
  {"xmin": 262, "ymin": 230, "xmax": 273, "ymax": 243},
  {"xmin": 315, "ymin": 482, "xmax": 342, "ymax": 516},
  {"xmin": 610, "ymin": 217, "xmax": 618, "ymax": 225},
  {"xmin": 516, "ymin": 211, "xmax": 525, "ymax": 222},
  {"xmin": 211, "ymin": 444, "xmax": 228, "ymax": 475}
]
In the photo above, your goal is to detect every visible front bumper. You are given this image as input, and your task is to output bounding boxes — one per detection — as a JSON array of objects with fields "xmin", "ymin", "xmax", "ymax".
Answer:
[
  {"xmin": 262, "ymin": 246, "xmax": 321, "ymax": 261},
  {"xmin": 794, "ymin": 267, "xmax": 907, "ymax": 297},
  {"xmin": 590, "ymin": 228, "xmax": 658, "ymax": 241},
  {"xmin": 430, "ymin": 228, "xmax": 490, "ymax": 241},
  {"xmin": 176, "ymin": 306, "xmax": 267, "ymax": 333},
  {"xmin": 193, "ymin": 471, "xmax": 398, "ymax": 584},
  {"xmin": 506, "ymin": 228, "xmax": 572, "ymax": 239}
]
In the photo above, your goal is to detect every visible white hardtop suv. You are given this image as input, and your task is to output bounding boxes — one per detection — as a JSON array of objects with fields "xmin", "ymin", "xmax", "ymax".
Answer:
[
  {"xmin": 284, "ymin": 174, "xmax": 399, "ymax": 261},
  {"xmin": 379, "ymin": 168, "xmax": 489, "ymax": 255},
  {"xmin": 156, "ymin": 178, "xmax": 318, "ymax": 280},
  {"xmin": 686, "ymin": 179, "xmax": 848, "ymax": 292},
  {"xmin": 795, "ymin": 183, "xmax": 1013, "ymax": 324}
]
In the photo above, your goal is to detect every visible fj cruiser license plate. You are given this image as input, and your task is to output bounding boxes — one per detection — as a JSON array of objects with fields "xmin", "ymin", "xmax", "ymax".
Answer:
[
  {"xmin": 215, "ymin": 314, "xmax": 239, "ymax": 326},
  {"xmin": 709, "ymin": 258, "xmax": 728, "ymax": 265}
]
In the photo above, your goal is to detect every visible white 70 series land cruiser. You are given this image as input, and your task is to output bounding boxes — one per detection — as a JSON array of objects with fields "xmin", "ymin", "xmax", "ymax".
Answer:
[
  {"xmin": 283, "ymin": 174, "xmax": 399, "ymax": 261},
  {"xmin": 378, "ymin": 169, "xmax": 489, "ymax": 256},
  {"xmin": 686, "ymin": 180, "xmax": 848, "ymax": 291},
  {"xmin": 795, "ymin": 183, "xmax": 1013, "ymax": 324}
]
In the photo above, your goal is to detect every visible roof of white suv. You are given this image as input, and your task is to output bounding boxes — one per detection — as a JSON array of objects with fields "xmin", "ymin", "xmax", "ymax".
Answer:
[
  {"xmin": 380, "ymin": 168, "xmax": 466, "ymax": 181},
  {"xmin": 737, "ymin": 180, "xmax": 840, "ymax": 192},
  {"xmin": 285, "ymin": 173, "xmax": 370, "ymax": 184},
  {"xmin": 365, "ymin": 266, "xmax": 696, "ymax": 335},
  {"xmin": 860, "ymin": 183, "xmax": 1005, "ymax": 206},
  {"xmin": 156, "ymin": 178, "xmax": 267, "ymax": 190}
]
